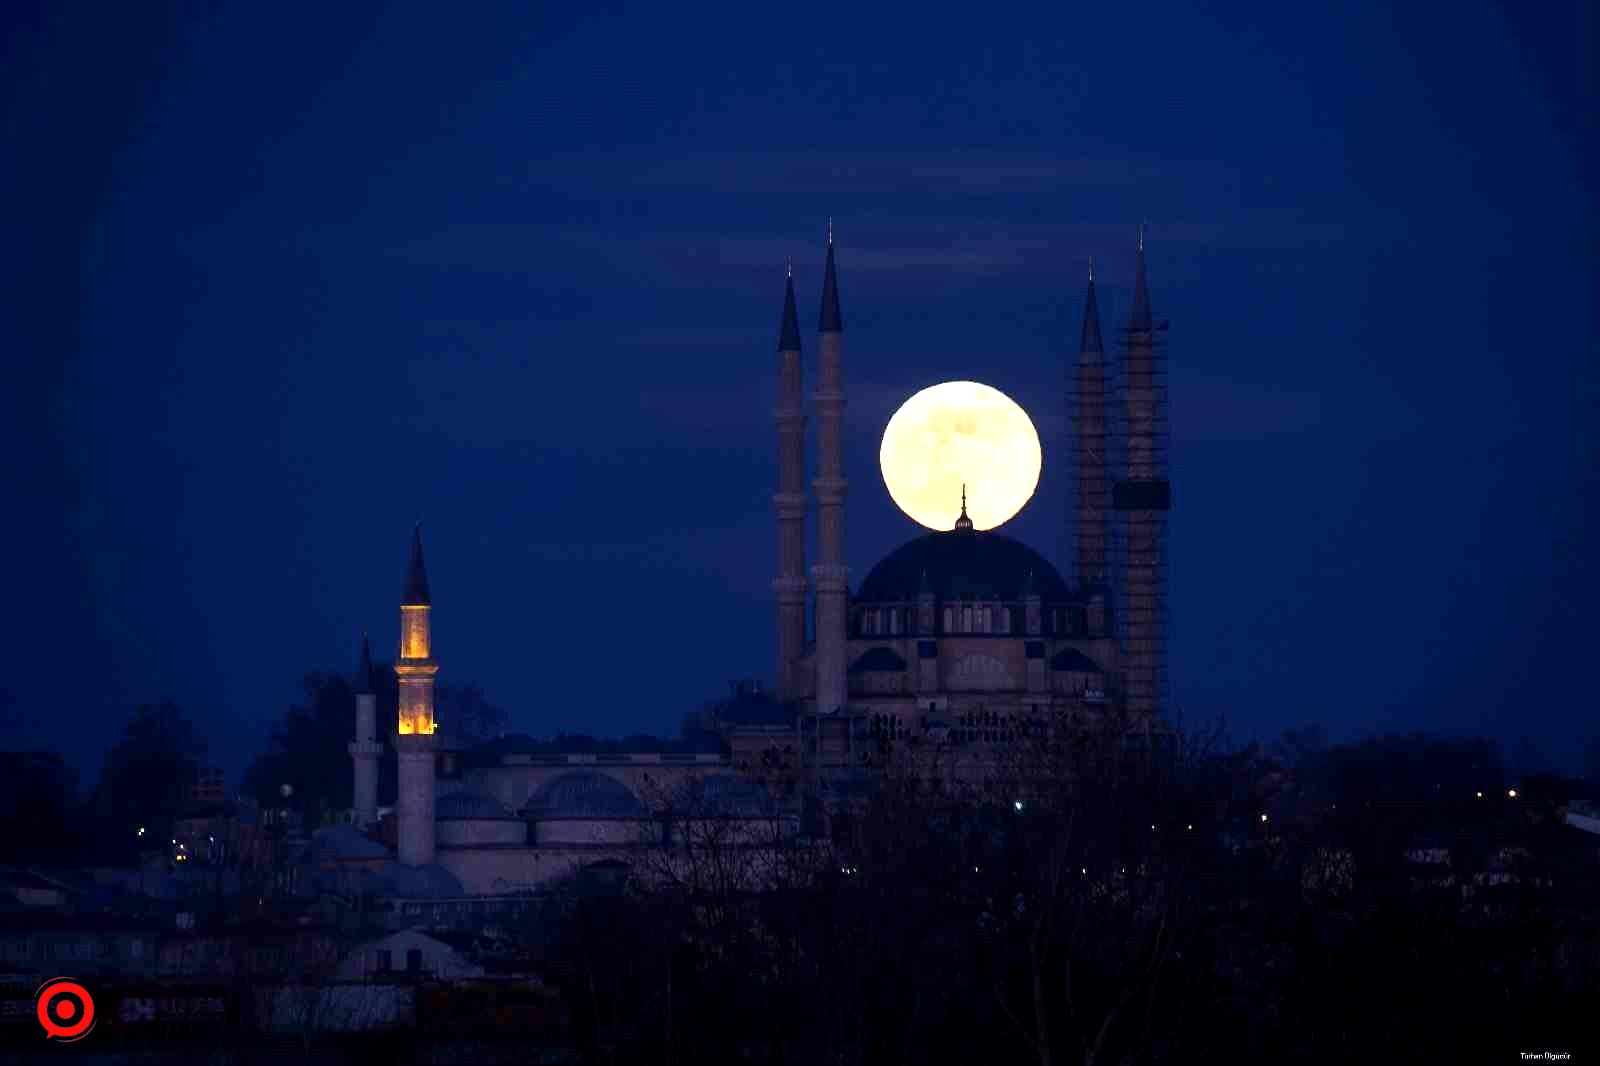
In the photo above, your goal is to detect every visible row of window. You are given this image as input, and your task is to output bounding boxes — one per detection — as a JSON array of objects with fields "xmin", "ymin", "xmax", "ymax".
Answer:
[
  {"xmin": 374, "ymin": 948, "xmax": 425, "ymax": 973},
  {"xmin": 856, "ymin": 606, "xmax": 1091, "ymax": 637}
]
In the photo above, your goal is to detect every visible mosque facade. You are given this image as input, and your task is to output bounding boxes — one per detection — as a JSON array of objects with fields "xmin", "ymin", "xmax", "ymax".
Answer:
[{"xmin": 327, "ymin": 231, "xmax": 1171, "ymax": 900}]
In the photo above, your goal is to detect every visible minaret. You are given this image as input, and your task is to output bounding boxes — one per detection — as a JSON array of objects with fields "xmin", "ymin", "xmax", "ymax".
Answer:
[
  {"xmin": 773, "ymin": 263, "xmax": 808, "ymax": 698},
  {"xmin": 348, "ymin": 634, "xmax": 381, "ymax": 828},
  {"xmin": 1075, "ymin": 258, "xmax": 1110, "ymax": 590},
  {"xmin": 394, "ymin": 524, "xmax": 438, "ymax": 866},
  {"xmin": 811, "ymin": 225, "xmax": 849, "ymax": 716},
  {"xmin": 1113, "ymin": 226, "xmax": 1171, "ymax": 718}
]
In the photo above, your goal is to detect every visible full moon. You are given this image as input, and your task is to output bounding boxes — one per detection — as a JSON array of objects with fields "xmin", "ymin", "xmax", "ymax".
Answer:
[{"xmin": 879, "ymin": 380, "xmax": 1042, "ymax": 531}]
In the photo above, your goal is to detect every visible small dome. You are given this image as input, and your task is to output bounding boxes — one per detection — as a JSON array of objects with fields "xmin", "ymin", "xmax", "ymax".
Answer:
[
  {"xmin": 528, "ymin": 771, "xmax": 649, "ymax": 819},
  {"xmin": 436, "ymin": 790, "xmax": 515, "ymax": 821},
  {"xmin": 307, "ymin": 824, "xmax": 389, "ymax": 861},
  {"xmin": 857, "ymin": 529, "xmax": 1072, "ymax": 603},
  {"xmin": 377, "ymin": 862, "xmax": 463, "ymax": 899}
]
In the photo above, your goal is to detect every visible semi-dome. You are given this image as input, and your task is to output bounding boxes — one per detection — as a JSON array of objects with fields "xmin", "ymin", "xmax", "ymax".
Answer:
[
  {"xmin": 527, "ymin": 771, "xmax": 649, "ymax": 819},
  {"xmin": 856, "ymin": 528, "xmax": 1072, "ymax": 603}
]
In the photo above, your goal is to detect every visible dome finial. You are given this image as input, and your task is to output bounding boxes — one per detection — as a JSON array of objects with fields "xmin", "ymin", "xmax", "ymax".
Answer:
[{"xmin": 954, "ymin": 484, "xmax": 974, "ymax": 531}]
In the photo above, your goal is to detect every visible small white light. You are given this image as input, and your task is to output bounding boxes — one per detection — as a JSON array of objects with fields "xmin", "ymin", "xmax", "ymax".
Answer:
[
  {"xmin": 1260, "ymin": 814, "xmax": 1268, "ymax": 823},
  {"xmin": 1186, "ymin": 824, "xmax": 1193, "ymax": 831},
  {"xmin": 1013, "ymin": 800, "xmax": 1024, "ymax": 812},
  {"xmin": 1508, "ymin": 789, "xmax": 1518, "ymax": 799},
  {"xmin": 1476, "ymin": 791, "xmax": 1483, "ymax": 799}
]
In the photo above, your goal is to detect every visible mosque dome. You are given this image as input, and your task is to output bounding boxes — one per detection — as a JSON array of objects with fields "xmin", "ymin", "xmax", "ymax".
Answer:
[
  {"xmin": 527, "ymin": 771, "xmax": 649, "ymax": 819},
  {"xmin": 856, "ymin": 528, "xmax": 1073, "ymax": 603}
]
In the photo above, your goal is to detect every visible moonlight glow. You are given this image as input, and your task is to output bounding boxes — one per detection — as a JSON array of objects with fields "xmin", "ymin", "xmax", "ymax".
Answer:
[{"xmin": 879, "ymin": 380, "xmax": 1042, "ymax": 531}]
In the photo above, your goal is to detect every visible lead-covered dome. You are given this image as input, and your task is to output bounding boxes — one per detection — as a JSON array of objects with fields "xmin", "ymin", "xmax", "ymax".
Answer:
[
  {"xmin": 856, "ymin": 528, "xmax": 1072, "ymax": 602},
  {"xmin": 527, "ymin": 771, "xmax": 649, "ymax": 819}
]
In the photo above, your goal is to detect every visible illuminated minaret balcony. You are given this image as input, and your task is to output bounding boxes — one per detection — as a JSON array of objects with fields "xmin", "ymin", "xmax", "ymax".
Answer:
[{"xmin": 396, "ymin": 525, "xmax": 437, "ymax": 736}]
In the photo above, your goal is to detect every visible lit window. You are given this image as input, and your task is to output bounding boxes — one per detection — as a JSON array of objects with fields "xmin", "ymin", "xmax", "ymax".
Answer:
[
  {"xmin": 943, "ymin": 607, "xmax": 953, "ymax": 633},
  {"xmin": 963, "ymin": 606, "xmax": 973, "ymax": 632},
  {"xmin": 999, "ymin": 608, "xmax": 1011, "ymax": 634}
]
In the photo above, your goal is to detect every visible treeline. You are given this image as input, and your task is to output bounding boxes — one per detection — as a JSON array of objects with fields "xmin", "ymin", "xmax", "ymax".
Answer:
[
  {"xmin": 520, "ymin": 724, "xmax": 1600, "ymax": 1065},
  {"xmin": 0, "ymin": 666, "xmax": 507, "ymax": 867}
]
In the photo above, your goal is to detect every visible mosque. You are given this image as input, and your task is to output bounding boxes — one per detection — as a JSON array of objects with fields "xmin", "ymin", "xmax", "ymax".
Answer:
[{"xmin": 318, "ymin": 230, "xmax": 1172, "ymax": 900}]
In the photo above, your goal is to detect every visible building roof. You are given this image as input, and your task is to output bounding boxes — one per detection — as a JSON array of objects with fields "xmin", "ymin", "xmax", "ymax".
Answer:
[
  {"xmin": 1050, "ymin": 647, "xmax": 1105, "ymax": 674},
  {"xmin": 308, "ymin": 824, "xmax": 390, "ymax": 862},
  {"xmin": 849, "ymin": 646, "xmax": 908, "ymax": 673},
  {"xmin": 435, "ymin": 790, "xmax": 516, "ymax": 821},
  {"xmin": 527, "ymin": 771, "xmax": 649, "ymax": 819},
  {"xmin": 857, "ymin": 528, "xmax": 1073, "ymax": 603},
  {"xmin": 375, "ymin": 861, "xmax": 463, "ymax": 899}
]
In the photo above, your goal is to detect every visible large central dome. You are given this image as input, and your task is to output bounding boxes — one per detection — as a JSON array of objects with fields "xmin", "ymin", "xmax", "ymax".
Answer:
[{"xmin": 856, "ymin": 527, "xmax": 1072, "ymax": 603}]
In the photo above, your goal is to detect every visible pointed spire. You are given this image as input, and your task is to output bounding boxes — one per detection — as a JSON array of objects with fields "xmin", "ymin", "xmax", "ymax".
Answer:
[
  {"xmin": 778, "ymin": 267, "xmax": 802, "ymax": 352},
  {"xmin": 354, "ymin": 633, "xmax": 376, "ymax": 694},
  {"xmin": 403, "ymin": 523, "xmax": 431, "ymax": 605},
  {"xmin": 1129, "ymin": 224, "xmax": 1152, "ymax": 331},
  {"xmin": 954, "ymin": 484, "xmax": 974, "ymax": 531},
  {"xmin": 819, "ymin": 227, "xmax": 843, "ymax": 333},
  {"xmin": 1080, "ymin": 259, "xmax": 1104, "ymax": 353}
]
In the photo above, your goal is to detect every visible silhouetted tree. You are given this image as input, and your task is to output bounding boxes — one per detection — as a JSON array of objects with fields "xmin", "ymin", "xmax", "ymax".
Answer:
[
  {"xmin": 0, "ymin": 749, "xmax": 84, "ymax": 864},
  {"xmin": 91, "ymin": 700, "xmax": 206, "ymax": 862}
]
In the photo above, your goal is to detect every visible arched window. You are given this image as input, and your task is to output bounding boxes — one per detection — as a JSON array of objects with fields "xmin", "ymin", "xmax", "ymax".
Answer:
[{"xmin": 943, "ymin": 607, "xmax": 954, "ymax": 633}]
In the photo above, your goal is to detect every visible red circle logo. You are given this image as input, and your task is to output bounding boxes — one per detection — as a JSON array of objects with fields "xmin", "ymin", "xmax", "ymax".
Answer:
[{"xmin": 35, "ymin": 978, "xmax": 95, "ymax": 1041}]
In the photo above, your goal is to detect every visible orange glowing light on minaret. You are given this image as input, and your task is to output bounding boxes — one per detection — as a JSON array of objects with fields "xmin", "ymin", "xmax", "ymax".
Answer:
[{"xmin": 396, "ymin": 524, "xmax": 437, "ymax": 736}]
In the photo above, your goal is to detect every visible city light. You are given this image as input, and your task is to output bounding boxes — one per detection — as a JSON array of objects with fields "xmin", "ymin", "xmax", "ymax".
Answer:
[
  {"xmin": 1013, "ymin": 800, "xmax": 1024, "ymax": 812},
  {"xmin": 1260, "ymin": 813, "xmax": 1268, "ymax": 823},
  {"xmin": 1508, "ymin": 789, "xmax": 1518, "ymax": 799}
]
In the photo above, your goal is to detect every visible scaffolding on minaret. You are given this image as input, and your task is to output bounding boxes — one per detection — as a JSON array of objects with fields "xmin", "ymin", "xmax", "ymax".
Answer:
[{"xmin": 1111, "ymin": 227, "xmax": 1171, "ymax": 720}]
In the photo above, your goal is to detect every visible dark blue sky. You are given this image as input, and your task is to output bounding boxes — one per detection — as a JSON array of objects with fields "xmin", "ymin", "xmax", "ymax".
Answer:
[{"xmin": 4, "ymin": 1, "xmax": 1594, "ymax": 784}]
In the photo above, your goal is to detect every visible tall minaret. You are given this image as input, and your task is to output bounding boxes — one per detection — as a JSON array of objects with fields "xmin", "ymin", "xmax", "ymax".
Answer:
[
  {"xmin": 1075, "ymin": 258, "xmax": 1109, "ymax": 590},
  {"xmin": 811, "ymin": 226, "xmax": 848, "ymax": 716},
  {"xmin": 394, "ymin": 524, "xmax": 438, "ymax": 866},
  {"xmin": 1113, "ymin": 226, "xmax": 1171, "ymax": 718},
  {"xmin": 348, "ymin": 634, "xmax": 381, "ymax": 828},
  {"xmin": 773, "ymin": 264, "xmax": 808, "ymax": 698}
]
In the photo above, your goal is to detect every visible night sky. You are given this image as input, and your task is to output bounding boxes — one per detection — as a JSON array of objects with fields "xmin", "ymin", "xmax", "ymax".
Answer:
[{"xmin": 4, "ymin": 1, "xmax": 1594, "ymax": 785}]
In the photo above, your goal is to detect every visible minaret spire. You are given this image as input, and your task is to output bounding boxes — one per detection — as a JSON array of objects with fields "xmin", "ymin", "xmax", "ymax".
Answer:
[
  {"xmin": 403, "ymin": 523, "xmax": 430, "ymax": 606},
  {"xmin": 1114, "ymin": 225, "xmax": 1170, "ymax": 720},
  {"xmin": 1075, "ymin": 255, "xmax": 1110, "ymax": 590},
  {"xmin": 954, "ymin": 484, "xmax": 974, "ymax": 531},
  {"xmin": 1130, "ymin": 224, "xmax": 1152, "ymax": 332},
  {"xmin": 349, "ymin": 633, "xmax": 381, "ymax": 827},
  {"xmin": 812, "ymin": 227, "xmax": 848, "ymax": 716},
  {"xmin": 819, "ymin": 228, "xmax": 843, "ymax": 333},
  {"xmin": 395, "ymin": 525, "xmax": 439, "ymax": 865},
  {"xmin": 773, "ymin": 266, "xmax": 808, "ymax": 697}
]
